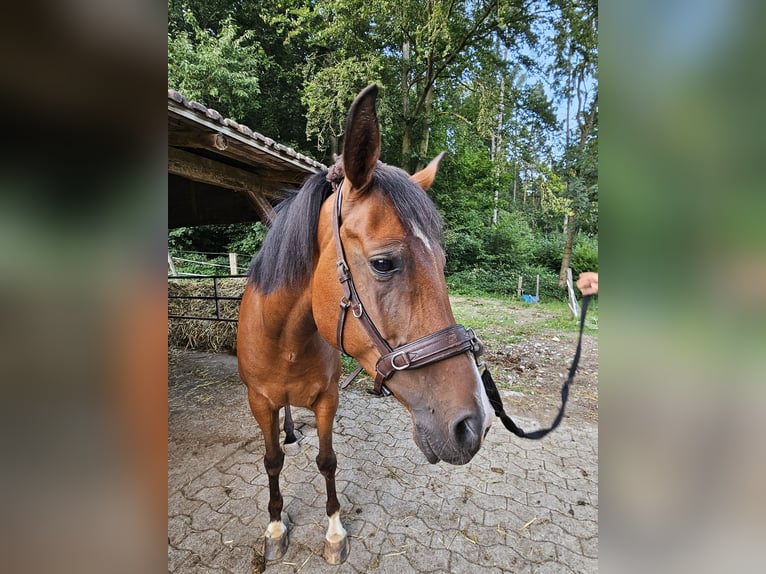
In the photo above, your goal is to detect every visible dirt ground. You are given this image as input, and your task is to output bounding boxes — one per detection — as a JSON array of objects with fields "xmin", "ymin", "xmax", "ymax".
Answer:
[
  {"xmin": 338, "ymin": 297, "xmax": 599, "ymax": 426},
  {"xmin": 456, "ymin": 297, "xmax": 598, "ymax": 425}
]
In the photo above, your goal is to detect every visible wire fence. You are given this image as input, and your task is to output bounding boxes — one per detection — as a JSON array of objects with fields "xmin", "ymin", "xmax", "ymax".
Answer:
[{"xmin": 168, "ymin": 251, "xmax": 252, "ymax": 277}]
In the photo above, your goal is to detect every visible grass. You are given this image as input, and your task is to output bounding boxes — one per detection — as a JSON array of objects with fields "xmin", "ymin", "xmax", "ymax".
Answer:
[
  {"xmin": 336, "ymin": 294, "xmax": 598, "ymax": 383},
  {"xmin": 450, "ymin": 295, "xmax": 598, "ymax": 341}
]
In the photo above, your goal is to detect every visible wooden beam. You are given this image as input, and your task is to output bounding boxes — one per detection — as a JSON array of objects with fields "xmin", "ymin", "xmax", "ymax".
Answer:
[
  {"xmin": 168, "ymin": 146, "xmax": 289, "ymax": 200},
  {"xmin": 168, "ymin": 130, "xmax": 229, "ymax": 150},
  {"xmin": 169, "ymin": 102, "xmax": 324, "ymax": 175},
  {"xmin": 242, "ymin": 189, "xmax": 274, "ymax": 225}
]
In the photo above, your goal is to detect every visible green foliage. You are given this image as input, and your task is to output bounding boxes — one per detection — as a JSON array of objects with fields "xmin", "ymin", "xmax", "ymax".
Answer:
[
  {"xmin": 226, "ymin": 222, "xmax": 268, "ymax": 258},
  {"xmin": 302, "ymin": 55, "xmax": 385, "ymax": 151},
  {"xmin": 444, "ymin": 229, "xmax": 484, "ymax": 274},
  {"xmin": 519, "ymin": 264, "xmax": 564, "ymax": 301},
  {"xmin": 532, "ymin": 233, "xmax": 565, "ymax": 273},
  {"xmin": 166, "ymin": 0, "xmax": 598, "ymax": 296},
  {"xmin": 446, "ymin": 261, "xmax": 566, "ymax": 302},
  {"xmin": 570, "ymin": 232, "xmax": 599, "ymax": 276},
  {"xmin": 480, "ymin": 211, "xmax": 535, "ymax": 267},
  {"xmin": 168, "ymin": 251, "xmax": 230, "ymax": 276},
  {"xmin": 168, "ymin": 223, "xmax": 269, "ymax": 276},
  {"xmin": 446, "ymin": 265, "xmax": 519, "ymax": 297},
  {"xmin": 168, "ymin": 9, "xmax": 268, "ymax": 121}
]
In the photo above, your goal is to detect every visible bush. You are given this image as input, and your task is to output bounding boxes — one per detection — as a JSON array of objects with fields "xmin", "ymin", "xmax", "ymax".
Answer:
[
  {"xmin": 444, "ymin": 228, "xmax": 484, "ymax": 273},
  {"xmin": 227, "ymin": 221, "xmax": 268, "ymax": 259},
  {"xmin": 519, "ymin": 264, "xmax": 566, "ymax": 301},
  {"xmin": 570, "ymin": 233, "xmax": 598, "ymax": 277},
  {"xmin": 446, "ymin": 265, "xmax": 520, "ymax": 296},
  {"xmin": 531, "ymin": 233, "xmax": 564, "ymax": 273},
  {"xmin": 480, "ymin": 211, "xmax": 534, "ymax": 268}
]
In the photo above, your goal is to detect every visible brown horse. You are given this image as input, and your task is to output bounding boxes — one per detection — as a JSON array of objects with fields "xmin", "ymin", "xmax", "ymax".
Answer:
[{"xmin": 237, "ymin": 84, "xmax": 493, "ymax": 564}]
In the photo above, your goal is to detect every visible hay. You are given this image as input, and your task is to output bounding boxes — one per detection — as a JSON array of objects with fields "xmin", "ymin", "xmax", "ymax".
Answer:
[{"xmin": 168, "ymin": 277, "xmax": 248, "ymax": 353}]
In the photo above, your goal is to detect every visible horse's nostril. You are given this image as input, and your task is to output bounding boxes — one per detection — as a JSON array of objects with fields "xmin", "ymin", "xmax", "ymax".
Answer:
[{"xmin": 451, "ymin": 414, "xmax": 481, "ymax": 449}]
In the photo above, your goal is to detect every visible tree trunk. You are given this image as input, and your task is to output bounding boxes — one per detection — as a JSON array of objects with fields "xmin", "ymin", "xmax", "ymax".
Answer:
[
  {"xmin": 512, "ymin": 162, "xmax": 517, "ymax": 203},
  {"xmin": 558, "ymin": 213, "xmax": 577, "ymax": 287},
  {"xmin": 402, "ymin": 121, "xmax": 413, "ymax": 170},
  {"xmin": 522, "ymin": 167, "xmax": 527, "ymax": 205},
  {"xmin": 416, "ymin": 84, "xmax": 434, "ymax": 171},
  {"xmin": 492, "ymin": 42, "xmax": 508, "ymax": 225},
  {"xmin": 401, "ymin": 39, "xmax": 411, "ymax": 170},
  {"xmin": 330, "ymin": 134, "xmax": 338, "ymax": 160}
]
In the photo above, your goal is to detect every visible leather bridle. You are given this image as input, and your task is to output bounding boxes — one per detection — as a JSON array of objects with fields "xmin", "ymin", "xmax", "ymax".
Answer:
[
  {"xmin": 331, "ymin": 181, "xmax": 484, "ymax": 396},
  {"xmin": 329, "ymin": 178, "xmax": 591, "ymax": 442}
]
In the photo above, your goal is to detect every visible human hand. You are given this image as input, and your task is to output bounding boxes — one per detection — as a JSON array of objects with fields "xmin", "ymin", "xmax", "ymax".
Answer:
[{"xmin": 577, "ymin": 272, "xmax": 599, "ymax": 296}]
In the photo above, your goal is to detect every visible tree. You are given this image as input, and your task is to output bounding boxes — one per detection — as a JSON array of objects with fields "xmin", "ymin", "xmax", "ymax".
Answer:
[
  {"xmin": 284, "ymin": 1, "xmax": 541, "ymax": 170},
  {"xmin": 166, "ymin": 0, "xmax": 598, "ymax": 297},
  {"xmin": 168, "ymin": 9, "xmax": 269, "ymax": 123},
  {"xmin": 547, "ymin": 0, "xmax": 598, "ymax": 286}
]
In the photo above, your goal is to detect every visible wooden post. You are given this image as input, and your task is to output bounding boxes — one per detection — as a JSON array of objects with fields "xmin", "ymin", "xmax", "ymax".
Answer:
[
  {"xmin": 566, "ymin": 268, "xmax": 580, "ymax": 319},
  {"xmin": 213, "ymin": 277, "xmax": 221, "ymax": 319},
  {"xmin": 168, "ymin": 252, "xmax": 178, "ymax": 276},
  {"xmin": 536, "ymin": 274, "xmax": 540, "ymax": 300},
  {"xmin": 517, "ymin": 275, "xmax": 523, "ymax": 298},
  {"xmin": 229, "ymin": 253, "xmax": 238, "ymax": 275}
]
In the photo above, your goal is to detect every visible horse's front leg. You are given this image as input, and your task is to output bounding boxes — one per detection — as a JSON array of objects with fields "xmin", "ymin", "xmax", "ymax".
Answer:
[
  {"xmin": 314, "ymin": 394, "xmax": 349, "ymax": 564},
  {"xmin": 248, "ymin": 395, "xmax": 289, "ymax": 561}
]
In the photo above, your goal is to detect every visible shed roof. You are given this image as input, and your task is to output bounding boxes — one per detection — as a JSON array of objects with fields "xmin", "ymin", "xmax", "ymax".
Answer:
[{"xmin": 168, "ymin": 89, "xmax": 325, "ymax": 228}]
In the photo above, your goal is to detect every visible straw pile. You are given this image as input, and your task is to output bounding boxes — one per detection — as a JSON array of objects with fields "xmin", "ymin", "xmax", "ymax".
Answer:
[{"xmin": 168, "ymin": 277, "xmax": 248, "ymax": 353}]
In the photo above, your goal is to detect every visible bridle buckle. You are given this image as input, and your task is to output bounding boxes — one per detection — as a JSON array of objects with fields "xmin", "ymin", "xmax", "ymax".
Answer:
[{"xmin": 390, "ymin": 351, "xmax": 411, "ymax": 371}]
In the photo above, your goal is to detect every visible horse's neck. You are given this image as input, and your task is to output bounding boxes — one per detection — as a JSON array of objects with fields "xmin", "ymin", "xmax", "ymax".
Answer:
[{"xmin": 262, "ymin": 286, "xmax": 316, "ymax": 340}]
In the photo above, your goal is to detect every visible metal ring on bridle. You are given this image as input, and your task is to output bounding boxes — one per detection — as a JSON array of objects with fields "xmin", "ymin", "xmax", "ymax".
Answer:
[{"xmin": 390, "ymin": 351, "xmax": 411, "ymax": 371}]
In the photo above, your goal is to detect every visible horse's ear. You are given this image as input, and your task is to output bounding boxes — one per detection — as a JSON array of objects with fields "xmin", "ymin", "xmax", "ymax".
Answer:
[
  {"xmin": 342, "ymin": 84, "xmax": 381, "ymax": 194},
  {"xmin": 411, "ymin": 151, "xmax": 445, "ymax": 192}
]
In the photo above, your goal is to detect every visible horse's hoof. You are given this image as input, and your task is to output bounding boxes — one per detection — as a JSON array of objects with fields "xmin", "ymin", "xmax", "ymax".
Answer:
[
  {"xmin": 323, "ymin": 534, "xmax": 350, "ymax": 564},
  {"xmin": 263, "ymin": 531, "xmax": 289, "ymax": 561},
  {"xmin": 283, "ymin": 440, "xmax": 301, "ymax": 456}
]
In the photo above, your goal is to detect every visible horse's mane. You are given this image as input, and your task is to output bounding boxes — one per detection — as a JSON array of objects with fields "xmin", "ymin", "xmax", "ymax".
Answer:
[
  {"xmin": 247, "ymin": 161, "xmax": 443, "ymax": 294},
  {"xmin": 247, "ymin": 171, "xmax": 332, "ymax": 294}
]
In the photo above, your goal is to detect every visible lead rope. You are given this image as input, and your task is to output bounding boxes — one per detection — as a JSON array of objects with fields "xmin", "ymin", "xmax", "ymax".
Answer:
[{"xmin": 480, "ymin": 295, "xmax": 591, "ymax": 440}]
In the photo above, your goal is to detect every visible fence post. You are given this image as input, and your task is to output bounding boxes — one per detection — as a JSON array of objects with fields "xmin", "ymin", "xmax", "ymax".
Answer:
[
  {"xmin": 566, "ymin": 268, "xmax": 580, "ymax": 319},
  {"xmin": 536, "ymin": 274, "xmax": 540, "ymax": 299},
  {"xmin": 213, "ymin": 277, "xmax": 221, "ymax": 319},
  {"xmin": 229, "ymin": 253, "xmax": 238, "ymax": 275},
  {"xmin": 517, "ymin": 275, "xmax": 523, "ymax": 298},
  {"xmin": 168, "ymin": 252, "xmax": 178, "ymax": 276}
]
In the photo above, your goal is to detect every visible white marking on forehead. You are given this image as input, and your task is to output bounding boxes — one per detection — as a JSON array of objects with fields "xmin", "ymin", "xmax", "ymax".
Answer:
[{"xmin": 411, "ymin": 222, "xmax": 432, "ymax": 251}]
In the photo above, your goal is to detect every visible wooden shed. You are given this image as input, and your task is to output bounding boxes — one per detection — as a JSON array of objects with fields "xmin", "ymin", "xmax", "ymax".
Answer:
[{"xmin": 168, "ymin": 89, "xmax": 325, "ymax": 228}]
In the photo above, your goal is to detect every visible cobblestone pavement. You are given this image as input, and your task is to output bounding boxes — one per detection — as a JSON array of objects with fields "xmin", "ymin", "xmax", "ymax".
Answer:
[{"xmin": 169, "ymin": 350, "xmax": 598, "ymax": 573}]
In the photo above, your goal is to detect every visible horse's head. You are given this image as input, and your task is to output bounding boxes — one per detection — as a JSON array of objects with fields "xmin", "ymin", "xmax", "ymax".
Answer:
[{"xmin": 314, "ymin": 85, "xmax": 493, "ymax": 465}]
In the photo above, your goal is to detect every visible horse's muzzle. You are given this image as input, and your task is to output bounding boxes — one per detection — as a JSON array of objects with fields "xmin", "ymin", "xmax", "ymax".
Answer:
[{"xmin": 413, "ymin": 407, "xmax": 492, "ymax": 465}]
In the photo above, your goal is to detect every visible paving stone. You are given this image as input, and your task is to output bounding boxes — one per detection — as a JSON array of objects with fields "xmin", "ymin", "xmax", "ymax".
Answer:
[
  {"xmin": 190, "ymin": 508, "xmax": 235, "ymax": 539},
  {"xmin": 481, "ymin": 542, "xmax": 531, "ymax": 572},
  {"xmin": 176, "ymin": 528, "xmax": 223, "ymax": 558},
  {"xmin": 167, "ymin": 546, "xmax": 191, "ymax": 572},
  {"xmin": 168, "ymin": 491, "xmax": 205, "ymax": 519},
  {"xmin": 406, "ymin": 543, "xmax": 451, "ymax": 572},
  {"xmin": 168, "ymin": 514, "xmax": 192, "ymax": 546},
  {"xmin": 169, "ymin": 349, "xmax": 598, "ymax": 573},
  {"xmin": 208, "ymin": 543, "xmax": 257, "ymax": 573},
  {"xmin": 554, "ymin": 544, "xmax": 598, "ymax": 573},
  {"xmin": 580, "ymin": 535, "xmax": 598, "ymax": 559}
]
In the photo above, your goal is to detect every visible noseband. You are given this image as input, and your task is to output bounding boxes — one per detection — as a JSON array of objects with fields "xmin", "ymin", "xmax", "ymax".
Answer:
[{"xmin": 331, "ymin": 181, "xmax": 483, "ymax": 396}]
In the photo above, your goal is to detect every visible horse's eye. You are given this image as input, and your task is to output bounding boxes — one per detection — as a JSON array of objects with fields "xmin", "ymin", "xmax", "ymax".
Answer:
[{"xmin": 371, "ymin": 258, "xmax": 395, "ymax": 274}]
